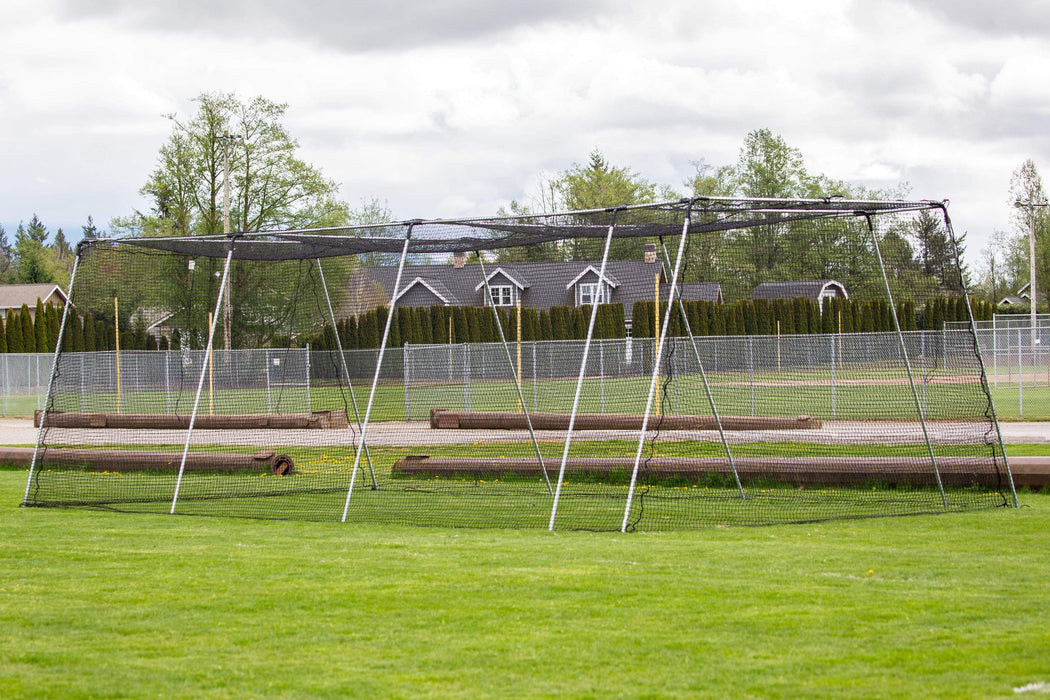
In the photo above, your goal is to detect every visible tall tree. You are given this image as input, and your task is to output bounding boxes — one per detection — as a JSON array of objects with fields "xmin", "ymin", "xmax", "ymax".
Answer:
[
  {"xmin": 555, "ymin": 149, "xmax": 659, "ymax": 260},
  {"xmin": 117, "ymin": 92, "xmax": 354, "ymax": 348},
  {"xmin": 13, "ymin": 216, "xmax": 54, "ymax": 284}
]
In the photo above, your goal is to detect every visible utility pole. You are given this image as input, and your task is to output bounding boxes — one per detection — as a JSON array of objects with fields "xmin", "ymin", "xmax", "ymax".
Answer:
[
  {"xmin": 218, "ymin": 132, "xmax": 239, "ymax": 351},
  {"xmin": 1015, "ymin": 199, "xmax": 1048, "ymax": 352}
]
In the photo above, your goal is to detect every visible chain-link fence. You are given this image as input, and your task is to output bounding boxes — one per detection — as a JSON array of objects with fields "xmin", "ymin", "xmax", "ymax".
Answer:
[
  {"xmin": 8, "ymin": 329, "xmax": 1044, "ymax": 420},
  {"xmin": 403, "ymin": 330, "xmax": 1002, "ymax": 422}
]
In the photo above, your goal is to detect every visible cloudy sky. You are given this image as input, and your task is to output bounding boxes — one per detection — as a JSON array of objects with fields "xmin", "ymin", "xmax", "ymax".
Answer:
[{"xmin": 2, "ymin": 0, "xmax": 1049, "ymax": 269}]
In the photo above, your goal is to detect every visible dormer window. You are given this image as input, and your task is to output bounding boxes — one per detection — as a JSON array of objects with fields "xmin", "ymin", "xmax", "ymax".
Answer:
[
  {"xmin": 489, "ymin": 285, "xmax": 514, "ymax": 306},
  {"xmin": 578, "ymin": 282, "xmax": 606, "ymax": 306}
]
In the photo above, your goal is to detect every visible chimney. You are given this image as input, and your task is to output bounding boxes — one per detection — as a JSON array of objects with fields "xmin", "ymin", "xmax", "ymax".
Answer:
[
  {"xmin": 453, "ymin": 251, "xmax": 466, "ymax": 269},
  {"xmin": 644, "ymin": 243, "xmax": 657, "ymax": 264}
]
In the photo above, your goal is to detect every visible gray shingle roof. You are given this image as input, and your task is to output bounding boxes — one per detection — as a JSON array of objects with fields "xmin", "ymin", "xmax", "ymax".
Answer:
[
  {"xmin": 345, "ymin": 259, "xmax": 724, "ymax": 321},
  {"xmin": 0, "ymin": 284, "xmax": 68, "ymax": 312}
]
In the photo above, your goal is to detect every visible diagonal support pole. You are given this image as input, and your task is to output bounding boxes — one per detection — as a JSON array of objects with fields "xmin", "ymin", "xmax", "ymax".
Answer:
[
  {"xmin": 865, "ymin": 213, "xmax": 948, "ymax": 509},
  {"xmin": 939, "ymin": 205, "xmax": 1019, "ymax": 508},
  {"xmin": 171, "ymin": 243, "xmax": 235, "ymax": 514},
  {"xmin": 659, "ymin": 233, "xmax": 745, "ymax": 499},
  {"xmin": 317, "ymin": 259, "xmax": 377, "ymax": 489},
  {"xmin": 477, "ymin": 254, "xmax": 552, "ymax": 496},
  {"xmin": 549, "ymin": 208, "xmax": 620, "ymax": 531},
  {"xmin": 23, "ymin": 247, "xmax": 82, "ymax": 506},
  {"xmin": 343, "ymin": 226, "xmax": 413, "ymax": 522}
]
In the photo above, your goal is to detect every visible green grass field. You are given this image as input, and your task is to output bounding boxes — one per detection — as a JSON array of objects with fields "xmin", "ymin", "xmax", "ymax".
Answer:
[{"xmin": 3, "ymin": 465, "xmax": 1049, "ymax": 698}]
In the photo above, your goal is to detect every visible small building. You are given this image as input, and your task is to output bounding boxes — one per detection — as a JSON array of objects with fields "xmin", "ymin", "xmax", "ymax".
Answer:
[
  {"xmin": 751, "ymin": 280, "xmax": 848, "ymax": 306},
  {"xmin": 0, "ymin": 283, "xmax": 69, "ymax": 319}
]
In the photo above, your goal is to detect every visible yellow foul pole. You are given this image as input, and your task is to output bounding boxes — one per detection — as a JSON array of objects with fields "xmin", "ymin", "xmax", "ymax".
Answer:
[{"xmin": 654, "ymin": 273, "xmax": 660, "ymax": 416}]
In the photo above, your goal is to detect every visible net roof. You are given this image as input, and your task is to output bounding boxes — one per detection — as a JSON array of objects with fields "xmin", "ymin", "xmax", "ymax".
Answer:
[{"xmin": 97, "ymin": 197, "xmax": 947, "ymax": 261}]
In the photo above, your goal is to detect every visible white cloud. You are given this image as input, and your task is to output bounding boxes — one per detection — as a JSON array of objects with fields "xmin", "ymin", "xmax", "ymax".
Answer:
[{"xmin": 0, "ymin": 0, "xmax": 1048, "ymax": 268}]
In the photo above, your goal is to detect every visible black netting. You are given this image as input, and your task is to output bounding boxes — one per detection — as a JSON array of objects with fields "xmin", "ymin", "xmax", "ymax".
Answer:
[{"xmin": 23, "ymin": 198, "xmax": 1015, "ymax": 530}]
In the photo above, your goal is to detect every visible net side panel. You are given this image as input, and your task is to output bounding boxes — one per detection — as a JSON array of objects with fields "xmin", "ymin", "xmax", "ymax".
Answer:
[{"xmin": 24, "ymin": 201, "xmax": 1012, "ymax": 529}]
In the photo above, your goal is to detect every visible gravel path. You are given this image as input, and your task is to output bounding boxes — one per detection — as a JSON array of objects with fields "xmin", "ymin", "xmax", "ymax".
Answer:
[{"xmin": 2, "ymin": 418, "xmax": 1046, "ymax": 446}]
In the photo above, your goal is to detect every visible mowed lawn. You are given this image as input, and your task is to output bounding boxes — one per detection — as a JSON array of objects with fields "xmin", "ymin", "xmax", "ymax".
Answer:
[{"xmin": 1, "ymin": 470, "xmax": 1048, "ymax": 698}]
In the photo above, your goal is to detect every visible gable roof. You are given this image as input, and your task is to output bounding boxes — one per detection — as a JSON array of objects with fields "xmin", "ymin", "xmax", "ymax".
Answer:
[
  {"xmin": 0, "ymin": 284, "xmax": 68, "ymax": 311},
  {"xmin": 751, "ymin": 280, "xmax": 848, "ymax": 302},
  {"xmin": 394, "ymin": 277, "xmax": 456, "ymax": 305},
  {"xmin": 474, "ymin": 267, "xmax": 530, "ymax": 292},
  {"xmin": 346, "ymin": 258, "xmax": 681, "ymax": 320}
]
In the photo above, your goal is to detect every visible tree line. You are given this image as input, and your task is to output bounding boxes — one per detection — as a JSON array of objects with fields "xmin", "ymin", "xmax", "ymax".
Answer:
[
  {"xmin": 305, "ymin": 295, "xmax": 993, "ymax": 350},
  {"xmin": 0, "ymin": 303, "xmax": 174, "ymax": 354}
]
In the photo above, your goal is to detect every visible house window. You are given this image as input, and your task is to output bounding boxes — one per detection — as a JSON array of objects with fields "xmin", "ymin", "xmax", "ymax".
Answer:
[
  {"xmin": 489, "ymin": 285, "xmax": 514, "ymax": 306},
  {"xmin": 579, "ymin": 282, "xmax": 606, "ymax": 306}
]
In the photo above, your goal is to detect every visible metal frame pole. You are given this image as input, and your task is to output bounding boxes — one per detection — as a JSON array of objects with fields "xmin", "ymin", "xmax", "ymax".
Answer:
[
  {"xmin": 622, "ymin": 211, "xmax": 744, "ymax": 532},
  {"xmin": 477, "ymin": 255, "xmax": 552, "ymax": 495},
  {"xmin": 316, "ymin": 258, "xmax": 376, "ymax": 488},
  {"xmin": 342, "ymin": 227, "xmax": 413, "ymax": 521},
  {"xmin": 865, "ymin": 214, "xmax": 948, "ymax": 508},
  {"xmin": 23, "ymin": 249, "xmax": 82, "ymax": 506},
  {"xmin": 549, "ymin": 208, "xmax": 621, "ymax": 531},
  {"xmin": 170, "ymin": 244, "xmax": 235, "ymax": 514},
  {"xmin": 939, "ymin": 205, "xmax": 1018, "ymax": 506}
]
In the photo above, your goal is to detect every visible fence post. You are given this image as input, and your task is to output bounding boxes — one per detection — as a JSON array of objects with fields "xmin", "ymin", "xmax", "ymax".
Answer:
[
  {"xmin": 1019, "ymin": 328, "xmax": 1024, "ymax": 418},
  {"xmin": 748, "ymin": 336, "xmax": 755, "ymax": 417},
  {"xmin": 404, "ymin": 344, "xmax": 411, "ymax": 421},
  {"xmin": 830, "ymin": 333, "xmax": 836, "ymax": 419}
]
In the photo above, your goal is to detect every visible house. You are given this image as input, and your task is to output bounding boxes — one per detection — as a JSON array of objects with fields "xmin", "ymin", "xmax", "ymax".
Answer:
[
  {"xmin": 999, "ymin": 282, "xmax": 1045, "ymax": 308},
  {"xmin": 344, "ymin": 243, "xmax": 724, "ymax": 336},
  {"xmin": 0, "ymin": 283, "xmax": 69, "ymax": 319},
  {"xmin": 751, "ymin": 280, "xmax": 848, "ymax": 306}
]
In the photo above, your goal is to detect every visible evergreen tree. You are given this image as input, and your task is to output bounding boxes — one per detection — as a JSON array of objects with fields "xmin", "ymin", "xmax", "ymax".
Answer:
[
  {"xmin": 807, "ymin": 299, "xmax": 821, "ymax": 335},
  {"xmin": 710, "ymin": 303, "xmax": 727, "ymax": 335},
  {"xmin": 6, "ymin": 310, "xmax": 22, "ymax": 353},
  {"xmin": 20, "ymin": 304, "xmax": 35, "ymax": 352},
  {"xmin": 538, "ymin": 309, "xmax": 552, "ymax": 343},
  {"xmin": 632, "ymin": 301, "xmax": 650, "ymax": 339},
  {"xmin": 83, "ymin": 313, "xmax": 97, "ymax": 351},
  {"xmin": 34, "ymin": 299, "xmax": 48, "ymax": 352},
  {"xmin": 0, "ymin": 315, "xmax": 6, "ymax": 353}
]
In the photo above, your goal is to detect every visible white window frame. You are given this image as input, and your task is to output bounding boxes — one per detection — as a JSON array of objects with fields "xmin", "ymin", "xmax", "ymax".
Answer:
[
  {"xmin": 489, "ymin": 285, "xmax": 515, "ymax": 306},
  {"xmin": 578, "ymin": 282, "xmax": 606, "ymax": 306}
]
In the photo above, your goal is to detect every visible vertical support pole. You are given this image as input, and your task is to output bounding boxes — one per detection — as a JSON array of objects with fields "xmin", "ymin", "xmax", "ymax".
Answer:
[
  {"xmin": 654, "ymin": 273, "xmax": 661, "ymax": 416},
  {"xmin": 114, "ymin": 297, "xmax": 121, "ymax": 413},
  {"xmin": 830, "ymin": 333, "xmax": 836, "ymax": 419},
  {"xmin": 305, "ymin": 343, "xmax": 311, "ymax": 411},
  {"xmin": 517, "ymin": 299, "xmax": 523, "ymax": 413},
  {"xmin": 866, "ymin": 214, "xmax": 947, "ymax": 508},
  {"xmin": 1018, "ymin": 329, "xmax": 1024, "ymax": 418},
  {"xmin": 477, "ymin": 255, "xmax": 552, "ymax": 495},
  {"xmin": 993, "ymin": 314, "xmax": 998, "ymax": 390},
  {"xmin": 317, "ymin": 259, "xmax": 376, "ymax": 487},
  {"xmin": 79, "ymin": 353, "xmax": 85, "ymax": 413},
  {"xmin": 533, "ymin": 341, "xmax": 538, "ymax": 412},
  {"xmin": 265, "ymin": 348, "xmax": 272, "ymax": 413},
  {"xmin": 24, "ymin": 250, "xmax": 82, "ymax": 506},
  {"xmin": 165, "ymin": 350, "xmax": 171, "ymax": 414},
  {"xmin": 748, "ymin": 336, "xmax": 755, "ymax": 417},
  {"xmin": 343, "ymin": 228, "xmax": 413, "ymax": 521},
  {"xmin": 171, "ymin": 245, "xmax": 235, "ymax": 514},
  {"xmin": 208, "ymin": 312, "xmax": 215, "ymax": 415},
  {"xmin": 549, "ymin": 209, "xmax": 620, "ymax": 531}
]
